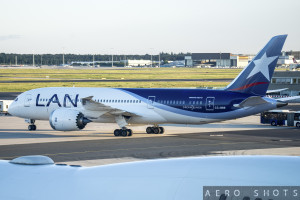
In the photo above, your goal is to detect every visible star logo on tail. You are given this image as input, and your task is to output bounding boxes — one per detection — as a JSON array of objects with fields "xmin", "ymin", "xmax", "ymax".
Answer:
[{"xmin": 247, "ymin": 52, "xmax": 278, "ymax": 81}]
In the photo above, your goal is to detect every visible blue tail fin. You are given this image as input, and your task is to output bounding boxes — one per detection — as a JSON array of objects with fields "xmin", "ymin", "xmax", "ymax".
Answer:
[{"xmin": 225, "ymin": 35, "xmax": 287, "ymax": 96}]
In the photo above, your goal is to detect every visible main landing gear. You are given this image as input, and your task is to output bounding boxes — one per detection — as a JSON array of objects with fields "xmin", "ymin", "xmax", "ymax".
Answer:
[
  {"xmin": 26, "ymin": 119, "xmax": 36, "ymax": 131},
  {"xmin": 114, "ymin": 128, "xmax": 133, "ymax": 137},
  {"xmin": 146, "ymin": 126, "xmax": 164, "ymax": 134}
]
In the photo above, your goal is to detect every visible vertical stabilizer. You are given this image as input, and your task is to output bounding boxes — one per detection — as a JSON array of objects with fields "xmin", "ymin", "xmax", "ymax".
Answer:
[{"xmin": 225, "ymin": 35, "xmax": 287, "ymax": 96}]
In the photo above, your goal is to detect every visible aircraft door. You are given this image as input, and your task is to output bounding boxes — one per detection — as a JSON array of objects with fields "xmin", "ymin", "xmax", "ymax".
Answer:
[
  {"xmin": 147, "ymin": 96, "xmax": 156, "ymax": 109},
  {"xmin": 24, "ymin": 94, "xmax": 32, "ymax": 107},
  {"xmin": 206, "ymin": 97, "xmax": 215, "ymax": 111}
]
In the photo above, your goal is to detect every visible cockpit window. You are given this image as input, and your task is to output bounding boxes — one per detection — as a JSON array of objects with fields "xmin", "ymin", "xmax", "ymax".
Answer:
[{"xmin": 14, "ymin": 98, "xmax": 18, "ymax": 102}]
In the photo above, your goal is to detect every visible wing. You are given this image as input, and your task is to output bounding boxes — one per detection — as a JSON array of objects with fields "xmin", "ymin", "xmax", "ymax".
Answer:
[{"xmin": 81, "ymin": 96, "xmax": 139, "ymax": 117}]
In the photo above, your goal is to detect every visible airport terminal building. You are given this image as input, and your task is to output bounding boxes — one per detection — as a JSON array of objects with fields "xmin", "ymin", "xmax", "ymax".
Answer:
[
  {"xmin": 190, "ymin": 53, "xmax": 249, "ymax": 68},
  {"xmin": 269, "ymin": 71, "xmax": 300, "ymax": 96}
]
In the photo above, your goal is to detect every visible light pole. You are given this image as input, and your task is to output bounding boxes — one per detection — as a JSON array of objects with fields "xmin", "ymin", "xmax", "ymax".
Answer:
[
  {"xmin": 111, "ymin": 48, "xmax": 114, "ymax": 67},
  {"xmin": 150, "ymin": 48, "xmax": 153, "ymax": 68},
  {"xmin": 93, "ymin": 55, "xmax": 95, "ymax": 68},
  {"xmin": 159, "ymin": 53, "xmax": 160, "ymax": 68},
  {"xmin": 62, "ymin": 47, "xmax": 65, "ymax": 66},
  {"xmin": 32, "ymin": 51, "xmax": 35, "ymax": 67},
  {"xmin": 219, "ymin": 52, "xmax": 222, "ymax": 67}
]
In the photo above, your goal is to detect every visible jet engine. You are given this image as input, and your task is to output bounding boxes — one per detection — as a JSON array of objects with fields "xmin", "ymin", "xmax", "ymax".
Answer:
[{"xmin": 49, "ymin": 109, "xmax": 91, "ymax": 131}]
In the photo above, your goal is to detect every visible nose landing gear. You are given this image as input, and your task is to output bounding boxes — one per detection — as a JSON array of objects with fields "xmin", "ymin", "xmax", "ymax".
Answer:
[{"xmin": 25, "ymin": 119, "xmax": 36, "ymax": 131}]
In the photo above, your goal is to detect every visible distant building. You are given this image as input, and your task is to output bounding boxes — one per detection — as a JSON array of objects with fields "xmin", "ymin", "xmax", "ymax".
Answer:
[
  {"xmin": 286, "ymin": 51, "xmax": 300, "ymax": 60},
  {"xmin": 161, "ymin": 60, "xmax": 185, "ymax": 68},
  {"xmin": 125, "ymin": 60, "xmax": 151, "ymax": 67},
  {"xmin": 269, "ymin": 71, "xmax": 300, "ymax": 96},
  {"xmin": 277, "ymin": 55, "xmax": 295, "ymax": 66},
  {"xmin": 192, "ymin": 53, "xmax": 230, "ymax": 67},
  {"xmin": 184, "ymin": 56, "xmax": 192, "ymax": 67},
  {"xmin": 230, "ymin": 55, "xmax": 249, "ymax": 68},
  {"xmin": 191, "ymin": 53, "xmax": 248, "ymax": 68}
]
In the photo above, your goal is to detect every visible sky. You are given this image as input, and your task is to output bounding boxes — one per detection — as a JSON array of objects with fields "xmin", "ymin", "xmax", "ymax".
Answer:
[{"xmin": 0, "ymin": 0, "xmax": 299, "ymax": 54}]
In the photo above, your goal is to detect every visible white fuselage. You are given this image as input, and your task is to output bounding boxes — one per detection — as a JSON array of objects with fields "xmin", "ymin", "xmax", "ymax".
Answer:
[{"xmin": 8, "ymin": 87, "xmax": 278, "ymax": 128}]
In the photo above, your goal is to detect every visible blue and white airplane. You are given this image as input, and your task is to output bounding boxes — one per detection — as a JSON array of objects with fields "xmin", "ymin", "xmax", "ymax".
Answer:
[{"xmin": 8, "ymin": 35, "xmax": 291, "ymax": 136}]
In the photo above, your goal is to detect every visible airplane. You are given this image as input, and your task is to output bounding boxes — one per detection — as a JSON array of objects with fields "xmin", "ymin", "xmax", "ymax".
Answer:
[
  {"xmin": 265, "ymin": 88, "xmax": 300, "ymax": 103},
  {"xmin": 8, "ymin": 35, "xmax": 292, "ymax": 137},
  {"xmin": 0, "ymin": 155, "xmax": 299, "ymax": 200},
  {"xmin": 289, "ymin": 57, "xmax": 300, "ymax": 70}
]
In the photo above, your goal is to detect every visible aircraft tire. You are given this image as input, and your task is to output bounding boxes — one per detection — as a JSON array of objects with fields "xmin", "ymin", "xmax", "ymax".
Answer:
[
  {"xmin": 114, "ymin": 129, "xmax": 120, "ymax": 136},
  {"xmin": 121, "ymin": 129, "xmax": 128, "ymax": 137},
  {"xmin": 146, "ymin": 127, "xmax": 153, "ymax": 134},
  {"xmin": 28, "ymin": 125, "xmax": 36, "ymax": 131},
  {"xmin": 153, "ymin": 127, "xmax": 160, "ymax": 134},
  {"xmin": 128, "ymin": 129, "xmax": 133, "ymax": 136},
  {"xmin": 159, "ymin": 127, "xmax": 164, "ymax": 134}
]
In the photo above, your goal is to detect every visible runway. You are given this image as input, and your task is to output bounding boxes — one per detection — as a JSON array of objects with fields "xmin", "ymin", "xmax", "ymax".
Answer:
[{"xmin": 1, "ymin": 115, "xmax": 299, "ymax": 166}]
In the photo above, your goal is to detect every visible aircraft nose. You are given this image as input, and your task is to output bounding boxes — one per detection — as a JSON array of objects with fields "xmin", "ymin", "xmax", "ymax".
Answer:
[{"xmin": 8, "ymin": 101, "xmax": 17, "ymax": 115}]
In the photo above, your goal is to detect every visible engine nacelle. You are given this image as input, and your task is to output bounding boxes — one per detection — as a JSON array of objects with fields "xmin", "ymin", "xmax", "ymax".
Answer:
[{"xmin": 49, "ymin": 109, "xmax": 91, "ymax": 131}]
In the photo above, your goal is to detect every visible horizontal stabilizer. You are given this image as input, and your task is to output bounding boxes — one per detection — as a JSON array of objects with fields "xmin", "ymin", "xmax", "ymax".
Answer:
[
  {"xmin": 234, "ymin": 96, "xmax": 268, "ymax": 108},
  {"xmin": 277, "ymin": 95, "xmax": 300, "ymax": 102},
  {"xmin": 266, "ymin": 88, "xmax": 289, "ymax": 94}
]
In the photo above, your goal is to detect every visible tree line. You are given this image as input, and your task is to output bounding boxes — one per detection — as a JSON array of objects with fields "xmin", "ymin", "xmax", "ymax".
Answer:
[{"xmin": 0, "ymin": 52, "xmax": 191, "ymax": 66}]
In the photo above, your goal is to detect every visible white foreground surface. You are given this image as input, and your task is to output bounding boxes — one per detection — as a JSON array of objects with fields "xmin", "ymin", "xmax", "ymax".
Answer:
[{"xmin": 0, "ymin": 156, "xmax": 299, "ymax": 200}]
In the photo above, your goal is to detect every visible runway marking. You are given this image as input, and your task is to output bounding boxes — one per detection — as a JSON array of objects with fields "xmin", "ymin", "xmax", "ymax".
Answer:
[{"xmin": 0, "ymin": 142, "xmax": 254, "ymax": 160}]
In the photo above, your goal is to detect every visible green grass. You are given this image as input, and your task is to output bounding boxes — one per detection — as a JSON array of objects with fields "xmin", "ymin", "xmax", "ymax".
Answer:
[
  {"xmin": 0, "ymin": 68, "xmax": 241, "ymax": 80},
  {"xmin": 0, "ymin": 81, "xmax": 230, "ymax": 92},
  {"xmin": 2, "ymin": 67, "xmax": 286, "ymax": 92}
]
